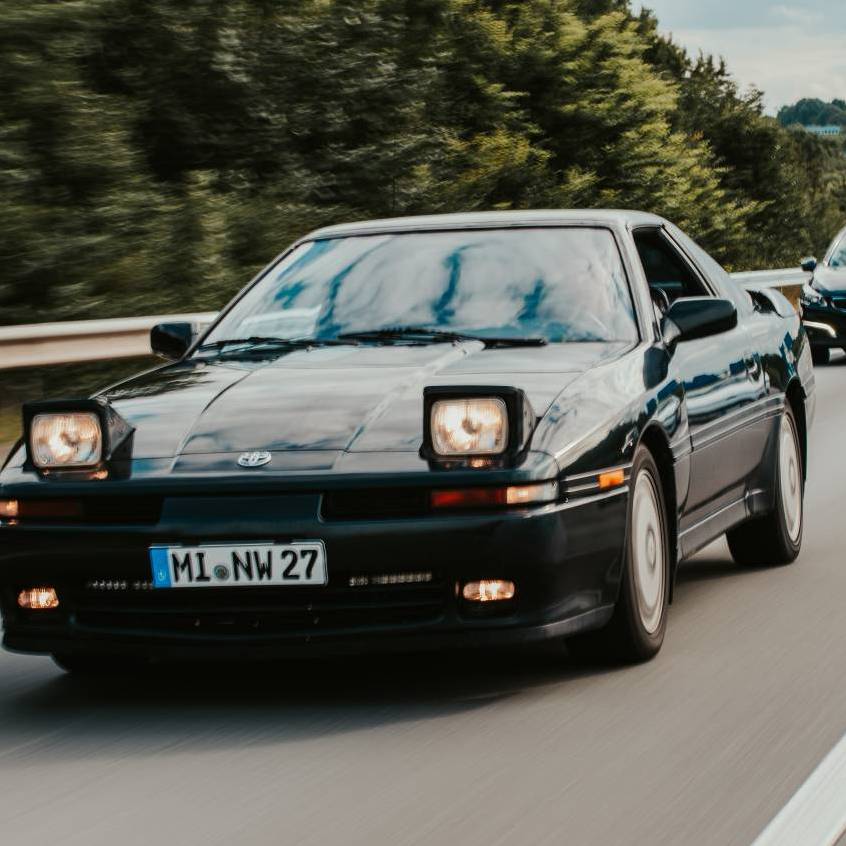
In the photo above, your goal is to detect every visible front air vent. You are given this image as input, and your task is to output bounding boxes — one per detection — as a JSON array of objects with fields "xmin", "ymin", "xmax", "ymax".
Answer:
[{"xmin": 322, "ymin": 488, "xmax": 429, "ymax": 520}]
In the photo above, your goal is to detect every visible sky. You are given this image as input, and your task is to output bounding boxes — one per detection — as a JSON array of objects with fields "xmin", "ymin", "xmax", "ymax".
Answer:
[{"xmin": 638, "ymin": 1, "xmax": 845, "ymax": 114}]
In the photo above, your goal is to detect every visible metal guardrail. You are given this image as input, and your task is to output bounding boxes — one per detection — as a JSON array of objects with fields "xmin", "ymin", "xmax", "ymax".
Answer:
[
  {"xmin": 0, "ymin": 312, "xmax": 216, "ymax": 370},
  {"xmin": 731, "ymin": 268, "xmax": 810, "ymax": 310},
  {"xmin": 730, "ymin": 268, "xmax": 810, "ymax": 288},
  {"xmin": 0, "ymin": 270, "xmax": 811, "ymax": 371}
]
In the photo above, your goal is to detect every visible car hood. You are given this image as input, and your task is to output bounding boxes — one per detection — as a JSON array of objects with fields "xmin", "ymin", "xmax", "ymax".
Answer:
[
  {"xmin": 813, "ymin": 266, "xmax": 846, "ymax": 296},
  {"xmin": 101, "ymin": 342, "xmax": 631, "ymax": 459}
]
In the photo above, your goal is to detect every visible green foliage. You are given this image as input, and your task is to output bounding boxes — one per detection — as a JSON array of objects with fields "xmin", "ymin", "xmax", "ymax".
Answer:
[
  {"xmin": 643, "ymin": 26, "xmax": 846, "ymax": 268},
  {"xmin": 778, "ymin": 98, "xmax": 846, "ymax": 128},
  {"xmin": 0, "ymin": 357, "xmax": 156, "ymax": 449},
  {"xmin": 1, "ymin": 0, "xmax": 844, "ymax": 326}
]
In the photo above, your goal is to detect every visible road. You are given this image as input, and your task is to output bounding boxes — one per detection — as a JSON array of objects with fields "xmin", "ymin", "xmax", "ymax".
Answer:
[{"xmin": 1, "ymin": 356, "xmax": 845, "ymax": 846}]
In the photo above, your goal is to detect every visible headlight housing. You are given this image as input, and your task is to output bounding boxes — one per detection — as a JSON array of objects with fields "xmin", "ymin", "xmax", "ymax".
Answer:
[
  {"xmin": 30, "ymin": 412, "xmax": 102, "ymax": 469},
  {"xmin": 23, "ymin": 399, "xmax": 133, "ymax": 474},
  {"xmin": 423, "ymin": 386, "xmax": 536, "ymax": 462},
  {"xmin": 801, "ymin": 284, "xmax": 826, "ymax": 307},
  {"xmin": 430, "ymin": 398, "xmax": 508, "ymax": 456}
]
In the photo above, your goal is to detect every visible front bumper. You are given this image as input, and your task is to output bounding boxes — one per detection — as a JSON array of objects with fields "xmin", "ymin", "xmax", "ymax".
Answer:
[
  {"xmin": 0, "ymin": 490, "xmax": 627, "ymax": 659},
  {"xmin": 802, "ymin": 303, "xmax": 846, "ymax": 347}
]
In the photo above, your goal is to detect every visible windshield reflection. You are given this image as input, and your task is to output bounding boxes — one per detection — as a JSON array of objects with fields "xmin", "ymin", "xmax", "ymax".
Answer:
[
  {"xmin": 204, "ymin": 228, "xmax": 639, "ymax": 347},
  {"xmin": 830, "ymin": 236, "xmax": 846, "ymax": 269}
]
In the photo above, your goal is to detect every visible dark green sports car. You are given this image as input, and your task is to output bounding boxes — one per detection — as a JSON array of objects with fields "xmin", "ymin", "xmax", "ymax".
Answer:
[{"xmin": 0, "ymin": 211, "xmax": 815, "ymax": 672}]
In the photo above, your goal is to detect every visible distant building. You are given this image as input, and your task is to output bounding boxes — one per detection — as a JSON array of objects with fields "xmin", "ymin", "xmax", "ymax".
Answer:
[{"xmin": 805, "ymin": 125, "xmax": 842, "ymax": 137}]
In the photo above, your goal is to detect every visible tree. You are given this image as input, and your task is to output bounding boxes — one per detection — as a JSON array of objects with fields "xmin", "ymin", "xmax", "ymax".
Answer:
[
  {"xmin": 1, "ymin": 0, "xmax": 842, "ymax": 324},
  {"xmin": 642, "ymin": 15, "xmax": 846, "ymax": 266},
  {"xmin": 778, "ymin": 98, "xmax": 846, "ymax": 128}
]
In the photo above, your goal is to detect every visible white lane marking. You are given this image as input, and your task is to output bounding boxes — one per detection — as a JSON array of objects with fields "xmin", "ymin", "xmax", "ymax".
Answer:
[{"xmin": 752, "ymin": 731, "xmax": 846, "ymax": 846}]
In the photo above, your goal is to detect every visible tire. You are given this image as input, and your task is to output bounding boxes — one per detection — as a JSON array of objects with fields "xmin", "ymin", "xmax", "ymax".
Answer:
[
  {"xmin": 569, "ymin": 444, "xmax": 670, "ymax": 663},
  {"xmin": 726, "ymin": 404, "xmax": 803, "ymax": 567},
  {"xmin": 811, "ymin": 346, "xmax": 830, "ymax": 365}
]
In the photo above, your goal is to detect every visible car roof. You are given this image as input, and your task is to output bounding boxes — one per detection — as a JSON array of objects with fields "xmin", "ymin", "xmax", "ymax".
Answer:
[{"xmin": 303, "ymin": 210, "xmax": 666, "ymax": 241}]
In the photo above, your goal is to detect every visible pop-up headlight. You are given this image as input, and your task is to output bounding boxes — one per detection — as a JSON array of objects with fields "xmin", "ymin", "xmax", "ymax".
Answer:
[
  {"xmin": 30, "ymin": 412, "xmax": 102, "ymax": 469},
  {"xmin": 431, "ymin": 398, "xmax": 508, "ymax": 456},
  {"xmin": 23, "ymin": 399, "xmax": 133, "ymax": 473},
  {"xmin": 423, "ymin": 386, "xmax": 535, "ymax": 461}
]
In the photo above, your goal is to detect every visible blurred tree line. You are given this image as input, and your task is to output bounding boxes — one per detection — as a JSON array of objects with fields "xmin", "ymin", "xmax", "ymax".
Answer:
[
  {"xmin": 778, "ymin": 98, "xmax": 846, "ymax": 128},
  {"xmin": 2, "ymin": 0, "xmax": 845, "ymax": 326}
]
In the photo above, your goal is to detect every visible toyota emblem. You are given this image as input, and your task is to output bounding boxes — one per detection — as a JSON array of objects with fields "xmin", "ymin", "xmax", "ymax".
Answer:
[{"xmin": 237, "ymin": 450, "xmax": 272, "ymax": 468}]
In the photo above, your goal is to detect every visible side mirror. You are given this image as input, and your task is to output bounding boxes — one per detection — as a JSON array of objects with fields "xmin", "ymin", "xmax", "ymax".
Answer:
[
  {"xmin": 150, "ymin": 322, "xmax": 196, "ymax": 360},
  {"xmin": 661, "ymin": 297, "xmax": 737, "ymax": 350},
  {"xmin": 801, "ymin": 256, "xmax": 818, "ymax": 273}
]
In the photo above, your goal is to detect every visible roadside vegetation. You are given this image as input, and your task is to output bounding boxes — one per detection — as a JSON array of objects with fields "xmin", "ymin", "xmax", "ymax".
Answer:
[
  {"xmin": 778, "ymin": 98, "xmax": 846, "ymax": 128},
  {"xmin": 0, "ymin": 358, "xmax": 156, "ymax": 452},
  {"xmin": 2, "ymin": 0, "xmax": 845, "ymax": 330}
]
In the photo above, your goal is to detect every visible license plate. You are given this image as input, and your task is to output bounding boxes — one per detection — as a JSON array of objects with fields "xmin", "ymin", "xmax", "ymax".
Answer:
[{"xmin": 149, "ymin": 542, "xmax": 327, "ymax": 589}]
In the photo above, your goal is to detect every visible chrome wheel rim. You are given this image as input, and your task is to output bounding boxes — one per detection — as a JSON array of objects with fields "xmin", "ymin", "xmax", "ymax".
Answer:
[
  {"xmin": 779, "ymin": 413, "xmax": 802, "ymax": 544},
  {"xmin": 631, "ymin": 469, "xmax": 665, "ymax": 635}
]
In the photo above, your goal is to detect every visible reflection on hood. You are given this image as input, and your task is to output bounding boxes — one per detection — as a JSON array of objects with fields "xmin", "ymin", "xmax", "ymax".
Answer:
[{"xmin": 103, "ymin": 341, "xmax": 631, "ymax": 459}]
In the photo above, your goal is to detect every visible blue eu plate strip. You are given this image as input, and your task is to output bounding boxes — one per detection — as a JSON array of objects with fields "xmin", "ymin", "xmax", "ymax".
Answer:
[{"xmin": 150, "ymin": 547, "xmax": 171, "ymax": 588}]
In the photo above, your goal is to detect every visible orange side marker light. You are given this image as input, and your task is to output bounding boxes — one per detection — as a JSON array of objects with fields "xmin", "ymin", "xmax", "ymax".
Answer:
[{"xmin": 598, "ymin": 469, "xmax": 626, "ymax": 490}]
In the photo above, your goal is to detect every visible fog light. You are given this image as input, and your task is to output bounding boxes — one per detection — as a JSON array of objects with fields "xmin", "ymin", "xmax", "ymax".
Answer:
[
  {"xmin": 17, "ymin": 587, "xmax": 59, "ymax": 610},
  {"xmin": 462, "ymin": 580, "xmax": 515, "ymax": 602},
  {"xmin": 0, "ymin": 499, "xmax": 19, "ymax": 519}
]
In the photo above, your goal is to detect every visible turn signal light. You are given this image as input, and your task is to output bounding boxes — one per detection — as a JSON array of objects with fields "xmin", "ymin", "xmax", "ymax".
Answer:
[
  {"xmin": 431, "ymin": 487, "xmax": 506, "ymax": 509},
  {"xmin": 598, "ymin": 469, "xmax": 626, "ymax": 490},
  {"xmin": 0, "ymin": 499, "xmax": 19, "ymax": 519},
  {"xmin": 17, "ymin": 587, "xmax": 60, "ymax": 610},
  {"xmin": 0, "ymin": 499, "xmax": 83, "ymax": 520},
  {"xmin": 462, "ymin": 580, "xmax": 516, "ymax": 602},
  {"xmin": 506, "ymin": 482, "xmax": 557, "ymax": 505},
  {"xmin": 431, "ymin": 482, "xmax": 557, "ymax": 510}
]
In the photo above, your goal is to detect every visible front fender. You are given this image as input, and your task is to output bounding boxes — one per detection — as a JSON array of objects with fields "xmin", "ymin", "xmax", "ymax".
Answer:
[{"xmin": 531, "ymin": 345, "xmax": 685, "ymax": 478}]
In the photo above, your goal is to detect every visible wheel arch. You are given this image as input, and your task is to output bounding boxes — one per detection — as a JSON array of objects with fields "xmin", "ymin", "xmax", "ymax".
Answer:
[
  {"xmin": 785, "ymin": 378, "xmax": 807, "ymax": 481},
  {"xmin": 638, "ymin": 423, "xmax": 679, "ymax": 601}
]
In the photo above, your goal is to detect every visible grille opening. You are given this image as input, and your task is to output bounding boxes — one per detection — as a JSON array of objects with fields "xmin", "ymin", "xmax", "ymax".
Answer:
[
  {"xmin": 74, "ymin": 604, "xmax": 443, "ymax": 635},
  {"xmin": 71, "ymin": 576, "xmax": 447, "ymax": 635},
  {"xmin": 322, "ymin": 488, "xmax": 430, "ymax": 520},
  {"xmin": 82, "ymin": 497, "xmax": 162, "ymax": 524}
]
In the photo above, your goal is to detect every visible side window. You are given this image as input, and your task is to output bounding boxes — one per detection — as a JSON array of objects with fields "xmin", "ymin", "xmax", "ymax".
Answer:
[
  {"xmin": 667, "ymin": 224, "xmax": 753, "ymax": 316},
  {"xmin": 633, "ymin": 230, "xmax": 709, "ymax": 308}
]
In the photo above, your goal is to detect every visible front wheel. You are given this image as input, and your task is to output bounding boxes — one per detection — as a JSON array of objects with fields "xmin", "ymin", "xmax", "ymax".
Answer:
[
  {"xmin": 569, "ymin": 444, "xmax": 670, "ymax": 663},
  {"xmin": 811, "ymin": 346, "xmax": 830, "ymax": 365},
  {"xmin": 726, "ymin": 405, "xmax": 803, "ymax": 567}
]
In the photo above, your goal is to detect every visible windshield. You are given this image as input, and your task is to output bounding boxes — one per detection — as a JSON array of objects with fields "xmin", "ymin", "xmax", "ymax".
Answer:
[
  {"xmin": 203, "ymin": 227, "xmax": 639, "ymax": 347},
  {"xmin": 830, "ymin": 235, "xmax": 846, "ymax": 269}
]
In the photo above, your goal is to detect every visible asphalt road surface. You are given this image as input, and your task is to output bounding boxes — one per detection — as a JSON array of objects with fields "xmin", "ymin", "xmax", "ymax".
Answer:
[{"xmin": 2, "ymin": 356, "xmax": 846, "ymax": 846}]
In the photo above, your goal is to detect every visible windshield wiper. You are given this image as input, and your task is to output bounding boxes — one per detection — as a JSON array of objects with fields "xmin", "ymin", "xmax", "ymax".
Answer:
[
  {"xmin": 336, "ymin": 327, "xmax": 547, "ymax": 347},
  {"xmin": 197, "ymin": 336, "xmax": 353, "ymax": 354}
]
